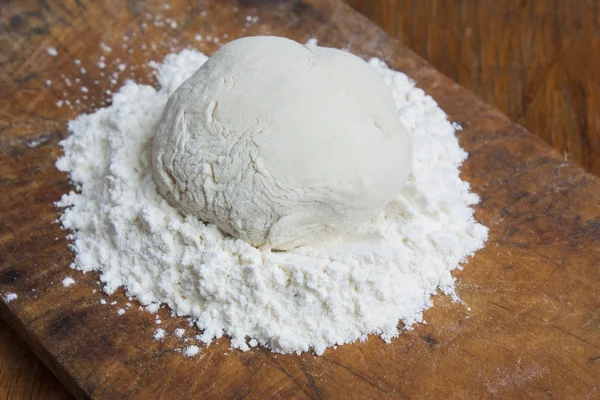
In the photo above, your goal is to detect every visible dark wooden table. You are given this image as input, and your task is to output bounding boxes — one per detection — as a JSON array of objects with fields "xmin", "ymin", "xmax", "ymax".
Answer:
[
  {"xmin": 348, "ymin": 0, "xmax": 600, "ymax": 177},
  {"xmin": 1, "ymin": 1, "xmax": 598, "ymax": 398}
]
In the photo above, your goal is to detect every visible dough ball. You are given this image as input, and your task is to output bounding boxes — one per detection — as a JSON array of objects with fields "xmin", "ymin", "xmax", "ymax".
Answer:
[{"xmin": 152, "ymin": 36, "xmax": 412, "ymax": 250}]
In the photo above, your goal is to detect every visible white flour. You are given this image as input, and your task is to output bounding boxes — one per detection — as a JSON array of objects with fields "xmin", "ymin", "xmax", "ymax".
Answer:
[
  {"xmin": 56, "ymin": 47, "xmax": 488, "ymax": 355},
  {"xmin": 153, "ymin": 328, "xmax": 166, "ymax": 340},
  {"xmin": 61, "ymin": 277, "xmax": 75, "ymax": 287},
  {"xmin": 3, "ymin": 293, "xmax": 17, "ymax": 303},
  {"xmin": 184, "ymin": 345, "xmax": 200, "ymax": 357}
]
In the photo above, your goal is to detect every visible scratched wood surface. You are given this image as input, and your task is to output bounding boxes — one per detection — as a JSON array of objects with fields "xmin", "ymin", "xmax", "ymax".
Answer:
[{"xmin": 0, "ymin": 0, "xmax": 599, "ymax": 398}]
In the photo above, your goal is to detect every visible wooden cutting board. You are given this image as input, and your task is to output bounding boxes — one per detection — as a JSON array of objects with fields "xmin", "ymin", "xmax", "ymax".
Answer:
[{"xmin": 1, "ymin": 0, "xmax": 599, "ymax": 398}]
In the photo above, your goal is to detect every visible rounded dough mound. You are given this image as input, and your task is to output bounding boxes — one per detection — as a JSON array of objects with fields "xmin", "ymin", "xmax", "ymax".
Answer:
[{"xmin": 152, "ymin": 36, "xmax": 412, "ymax": 250}]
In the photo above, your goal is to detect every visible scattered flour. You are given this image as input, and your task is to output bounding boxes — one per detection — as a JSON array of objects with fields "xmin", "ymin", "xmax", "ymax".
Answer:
[
  {"xmin": 174, "ymin": 328, "xmax": 185, "ymax": 337},
  {"xmin": 62, "ymin": 277, "xmax": 75, "ymax": 287},
  {"xmin": 154, "ymin": 328, "xmax": 166, "ymax": 340},
  {"xmin": 3, "ymin": 293, "xmax": 17, "ymax": 302},
  {"xmin": 146, "ymin": 303, "xmax": 160, "ymax": 313},
  {"xmin": 45, "ymin": 11, "xmax": 232, "ymax": 113},
  {"xmin": 184, "ymin": 345, "xmax": 200, "ymax": 357},
  {"xmin": 56, "ymin": 45, "xmax": 488, "ymax": 355},
  {"xmin": 100, "ymin": 42, "xmax": 112, "ymax": 53}
]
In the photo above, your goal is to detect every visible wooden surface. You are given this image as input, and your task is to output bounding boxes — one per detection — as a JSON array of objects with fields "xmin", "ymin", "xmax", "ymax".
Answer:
[
  {"xmin": 1, "ymin": 0, "xmax": 599, "ymax": 399},
  {"xmin": 348, "ymin": 0, "xmax": 600, "ymax": 177},
  {"xmin": 0, "ymin": 318, "xmax": 72, "ymax": 399}
]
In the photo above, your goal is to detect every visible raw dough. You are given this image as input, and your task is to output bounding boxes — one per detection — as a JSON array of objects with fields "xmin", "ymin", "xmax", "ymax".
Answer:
[{"xmin": 152, "ymin": 36, "xmax": 412, "ymax": 249}]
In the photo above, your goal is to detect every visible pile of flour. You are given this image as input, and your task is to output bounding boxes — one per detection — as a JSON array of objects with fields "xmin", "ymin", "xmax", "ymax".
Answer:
[{"xmin": 56, "ymin": 46, "xmax": 488, "ymax": 355}]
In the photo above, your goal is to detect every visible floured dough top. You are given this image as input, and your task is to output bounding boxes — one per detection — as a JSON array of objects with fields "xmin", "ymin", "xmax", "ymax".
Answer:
[{"xmin": 152, "ymin": 36, "xmax": 412, "ymax": 249}]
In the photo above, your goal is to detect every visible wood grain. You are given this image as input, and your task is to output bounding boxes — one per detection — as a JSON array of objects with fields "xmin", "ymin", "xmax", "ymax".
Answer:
[
  {"xmin": 347, "ymin": 0, "xmax": 600, "ymax": 176},
  {"xmin": 0, "ymin": 0, "xmax": 599, "ymax": 399},
  {"xmin": 0, "ymin": 319, "xmax": 72, "ymax": 399}
]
